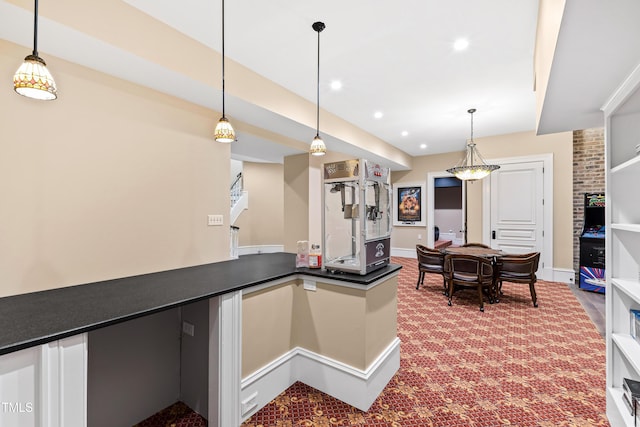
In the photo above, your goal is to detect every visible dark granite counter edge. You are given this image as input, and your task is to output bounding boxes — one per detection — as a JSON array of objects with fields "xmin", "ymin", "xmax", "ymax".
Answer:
[{"xmin": 0, "ymin": 253, "xmax": 401, "ymax": 356}]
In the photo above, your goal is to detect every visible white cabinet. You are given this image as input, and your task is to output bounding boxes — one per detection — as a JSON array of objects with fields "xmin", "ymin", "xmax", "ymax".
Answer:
[
  {"xmin": 604, "ymin": 63, "xmax": 640, "ymax": 426},
  {"xmin": 0, "ymin": 334, "xmax": 87, "ymax": 427}
]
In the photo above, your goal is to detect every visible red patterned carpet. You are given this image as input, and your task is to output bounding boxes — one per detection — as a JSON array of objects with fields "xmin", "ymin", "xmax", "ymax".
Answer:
[
  {"xmin": 134, "ymin": 401, "xmax": 206, "ymax": 427},
  {"xmin": 139, "ymin": 256, "xmax": 608, "ymax": 426}
]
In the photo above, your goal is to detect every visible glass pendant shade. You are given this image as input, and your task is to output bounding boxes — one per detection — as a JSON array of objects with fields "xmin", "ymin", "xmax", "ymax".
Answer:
[
  {"xmin": 14, "ymin": 55, "xmax": 57, "ymax": 101},
  {"xmin": 214, "ymin": 116, "xmax": 236, "ymax": 143},
  {"xmin": 310, "ymin": 135, "xmax": 326, "ymax": 156},
  {"xmin": 446, "ymin": 108, "xmax": 499, "ymax": 181},
  {"xmin": 14, "ymin": 0, "xmax": 57, "ymax": 101},
  {"xmin": 446, "ymin": 143, "xmax": 500, "ymax": 181}
]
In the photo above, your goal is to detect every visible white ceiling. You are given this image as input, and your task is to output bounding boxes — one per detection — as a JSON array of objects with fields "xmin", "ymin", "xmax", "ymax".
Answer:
[
  {"xmin": 536, "ymin": 0, "xmax": 640, "ymax": 134},
  {"xmin": 123, "ymin": 0, "xmax": 540, "ymax": 160},
  {"xmin": 3, "ymin": 0, "xmax": 639, "ymax": 168}
]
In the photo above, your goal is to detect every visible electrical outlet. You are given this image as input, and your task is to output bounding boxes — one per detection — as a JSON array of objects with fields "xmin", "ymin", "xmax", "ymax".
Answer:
[
  {"xmin": 242, "ymin": 392, "xmax": 258, "ymax": 416},
  {"xmin": 182, "ymin": 321, "xmax": 194, "ymax": 336},
  {"xmin": 417, "ymin": 234, "xmax": 422, "ymax": 240},
  {"xmin": 303, "ymin": 279, "xmax": 317, "ymax": 291}
]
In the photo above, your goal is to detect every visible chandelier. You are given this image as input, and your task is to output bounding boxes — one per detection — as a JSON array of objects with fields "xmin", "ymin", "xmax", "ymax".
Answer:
[{"xmin": 446, "ymin": 108, "xmax": 499, "ymax": 181}]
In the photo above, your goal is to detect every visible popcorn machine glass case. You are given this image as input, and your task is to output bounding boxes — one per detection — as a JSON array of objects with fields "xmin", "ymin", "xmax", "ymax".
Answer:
[{"xmin": 322, "ymin": 159, "xmax": 392, "ymax": 275}]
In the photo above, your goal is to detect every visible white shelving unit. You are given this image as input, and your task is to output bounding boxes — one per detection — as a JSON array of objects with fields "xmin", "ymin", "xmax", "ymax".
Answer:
[{"xmin": 604, "ymin": 63, "xmax": 640, "ymax": 426}]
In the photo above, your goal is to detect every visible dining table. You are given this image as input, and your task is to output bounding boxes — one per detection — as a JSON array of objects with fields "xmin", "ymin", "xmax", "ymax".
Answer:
[{"xmin": 442, "ymin": 246, "xmax": 505, "ymax": 258}]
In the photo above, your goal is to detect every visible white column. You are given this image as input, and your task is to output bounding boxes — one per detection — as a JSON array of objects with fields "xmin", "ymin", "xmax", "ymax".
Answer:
[{"xmin": 210, "ymin": 291, "xmax": 242, "ymax": 427}]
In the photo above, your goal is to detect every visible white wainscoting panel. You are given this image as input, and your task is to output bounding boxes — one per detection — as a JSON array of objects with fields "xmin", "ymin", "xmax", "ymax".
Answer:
[
  {"xmin": 0, "ymin": 334, "xmax": 87, "ymax": 427},
  {"xmin": 240, "ymin": 338, "xmax": 401, "ymax": 421}
]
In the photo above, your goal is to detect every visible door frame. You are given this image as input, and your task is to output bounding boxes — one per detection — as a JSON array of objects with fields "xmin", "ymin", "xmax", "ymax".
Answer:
[
  {"xmin": 426, "ymin": 171, "xmax": 466, "ymax": 248},
  {"xmin": 481, "ymin": 153, "xmax": 553, "ymax": 281}
]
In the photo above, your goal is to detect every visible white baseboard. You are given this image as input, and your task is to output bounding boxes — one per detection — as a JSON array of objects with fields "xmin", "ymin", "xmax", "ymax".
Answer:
[
  {"xmin": 240, "ymin": 350, "xmax": 297, "ymax": 421},
  {"xmin": 240, "ymin": 338, "xmax": 401, "ymax": 421},
  {"xmin": 237, "ymin": 245, "xmax": 285, "ymax": 256},
  {"xmin": 552, "ymin": 268, "xmax": 576, "ymax": 284},
  {"xmin": 391, "ymin": 247, "xmax": 416, "ymax": 258}
]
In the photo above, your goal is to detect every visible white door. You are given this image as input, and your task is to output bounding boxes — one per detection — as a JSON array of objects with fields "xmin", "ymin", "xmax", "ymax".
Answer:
[{"xmin": 489, "ymin": 161, "xmax": 544, "ymax": 259}]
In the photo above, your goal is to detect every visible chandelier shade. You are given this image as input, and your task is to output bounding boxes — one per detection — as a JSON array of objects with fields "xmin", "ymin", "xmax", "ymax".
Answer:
[
  {"xmin": 14, "ymin": 0, "xmax": 57, "ymax": 100},
  {"xmin": 214, "ymin": 117, "xmax": 235, "ymax": 143},
  {"xmin": 310, "ymin": 21, "xmax": 326, "ymax": 156},
  {"xmin": 446, "ymin": 109, "xmax": 499, "ymax": 181},
  {"xmin": 14, "ymin": 54, "xmax": 57, "ymax": 100},
  {"xmin": 310, "ymin": 135, "xmax": 326, "ymax": 156},
  {"xmin": 214, "ymin": 0, "xmax": 235, "ymax": 143}
]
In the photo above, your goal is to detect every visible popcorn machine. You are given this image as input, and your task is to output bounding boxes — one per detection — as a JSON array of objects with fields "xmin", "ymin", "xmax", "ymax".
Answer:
[{"xmin": 322, "ymin": 159, "xmax": 392, "ymax": 275}]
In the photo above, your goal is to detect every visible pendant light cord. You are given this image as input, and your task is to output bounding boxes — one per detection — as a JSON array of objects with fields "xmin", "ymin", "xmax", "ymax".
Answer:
[
  {"xmin": 316, "ymin": 25, "xmax": 320, "ymax": 138},
  {"xmin": 33, "ymin": 0, "xmax": 39, "ymax": 56},
  {"xmin": 312, "ymin": 22, "xmax": 325, "ymax": 138},
  {"xmin": 221, "ymin": 0, "xmax": 226, "ymax": 118},
  {"xmin": 468, "ymin": 108, "xmax": 476, "ymax": 166}
]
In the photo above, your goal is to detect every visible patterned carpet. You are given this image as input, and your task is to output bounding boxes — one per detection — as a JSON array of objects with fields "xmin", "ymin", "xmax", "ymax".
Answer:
[
  {"xmin": 134, "ymin": 401, "xmax": 205, "ymax": 427},
  {"xmin": 139, "ymin": 256, "xmax": 609, "ymax": 426}
]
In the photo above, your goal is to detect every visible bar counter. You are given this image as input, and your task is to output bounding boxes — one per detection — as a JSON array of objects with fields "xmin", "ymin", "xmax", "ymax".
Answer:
[
  {"xmin": 0, "ymin": 252, "xmax": 401, "ymax": 426},
  {"xmin": 0, "ymin": 252, "xmax": 400, "ymax": 355}
]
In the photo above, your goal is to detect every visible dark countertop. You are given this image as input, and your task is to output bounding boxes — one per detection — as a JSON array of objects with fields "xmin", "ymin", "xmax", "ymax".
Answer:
[{"xmin": 0, "ymin": 252, "xmax": 400, "ymax": 356}]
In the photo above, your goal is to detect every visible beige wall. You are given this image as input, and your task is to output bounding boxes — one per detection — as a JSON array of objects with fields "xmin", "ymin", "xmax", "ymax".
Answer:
[
  {"xmin": 391, "ymin": 130, "xmax": 573, "ymax": 270},
  {"xmin": 391, "ymin": 151, "xmax": 462, "ymax": 249},
  {"xmin": 0, "ymin": 40, "xmax": 230, "ymax": 297},
  {"xmin": 242, "ymin": 281, "xmax": 296, "ymax": 376},
  {"xmin": 242, "ymin": 276, "xmax": 398, "ymax": 377},
  {"xmin": 283, "ymin": 154, "xmax": 311, "ymax": 253},
  {"xmin": 235, "ymin": 162, "xmax": 284, "ymax": 248}
]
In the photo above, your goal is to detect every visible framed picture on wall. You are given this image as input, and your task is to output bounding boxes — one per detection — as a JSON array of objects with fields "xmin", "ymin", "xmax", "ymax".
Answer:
[{"xmin": 393, "ymin": 183, "xmax": 426, "ymax": 226}]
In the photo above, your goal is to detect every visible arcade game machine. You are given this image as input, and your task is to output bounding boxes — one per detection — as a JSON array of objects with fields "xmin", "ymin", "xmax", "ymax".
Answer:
[{"xmin": 579, "ymin": 192, "xmax": 605, "ymax": 293}]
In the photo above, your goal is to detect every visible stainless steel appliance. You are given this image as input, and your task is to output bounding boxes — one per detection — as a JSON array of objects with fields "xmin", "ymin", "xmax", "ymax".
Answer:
[{"xmin": 322, "ymin": 159, "xmax": 392, "ymax": 275}]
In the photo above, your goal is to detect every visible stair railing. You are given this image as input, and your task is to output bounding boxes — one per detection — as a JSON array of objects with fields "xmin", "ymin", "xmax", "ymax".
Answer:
[{"xmin": 230, "ymin": 173, "xmax": 243, "ymax": 209}]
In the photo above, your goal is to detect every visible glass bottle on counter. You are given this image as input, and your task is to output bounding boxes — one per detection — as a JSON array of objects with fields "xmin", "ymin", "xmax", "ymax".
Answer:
[{"xmin": 308, "ymin": 244, "xmax": 322, "ymax": 269}]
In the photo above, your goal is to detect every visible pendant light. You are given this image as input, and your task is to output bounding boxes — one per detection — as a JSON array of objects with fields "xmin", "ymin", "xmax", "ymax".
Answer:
[
  {"xmin": 214, "ymin": 0, "xmax": 236, "ymax": 143},
  {"xmin": 446, "ymin": 109, "xmax": 499, "ymax": 181},
  {"xmin": 13, "ymin": 0, "xmax": 57, "ymax": 100},
  {"xmin": 309, "ymin": 21, "xmax": 327, "ymax": 156}
]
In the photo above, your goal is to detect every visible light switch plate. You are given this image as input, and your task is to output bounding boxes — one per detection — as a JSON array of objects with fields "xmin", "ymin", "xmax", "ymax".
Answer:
[{"xmin": 207, "ymin": 214, "xmax": 224, "ymax": 226}]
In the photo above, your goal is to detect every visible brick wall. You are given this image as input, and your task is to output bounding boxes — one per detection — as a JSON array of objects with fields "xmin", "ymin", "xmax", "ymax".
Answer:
[{"xmin": 573, "ymin": 128, "xmax": 605, "ymax": 278}]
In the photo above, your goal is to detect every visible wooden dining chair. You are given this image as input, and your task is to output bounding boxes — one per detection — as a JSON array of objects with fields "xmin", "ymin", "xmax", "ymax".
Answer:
[
  {"xmin": 415, "ymin": 244, "xmax": 446, "ymax": 293},
  {"xmin": 445, "ymin": 253, "xmax": 495, "ymax": 311},
  {"xmin": 495, "ymin": 252, "xmax": 541, "ymax": 307}
]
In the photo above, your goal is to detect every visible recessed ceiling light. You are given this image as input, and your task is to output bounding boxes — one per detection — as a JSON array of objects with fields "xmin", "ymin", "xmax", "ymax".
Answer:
[
  {"xmin": 330, "ymin": 80, "xmax": 342, "ymax": 90},
  {"xmin": 453, "ymin": 38, "xmax": 469, "ymax": 51},
  {"xmin": 374, "ymin": 111, "xmax": 383, "ymax": 119},
  {"xmin": 420, "ymin": 143, "xmax": 427, "ymax": 149},
  {"xmin": 401, "ymin": 131, "xmax": 409, "ymax": 137}
]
